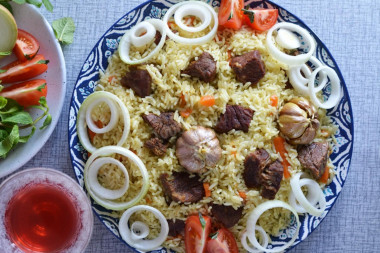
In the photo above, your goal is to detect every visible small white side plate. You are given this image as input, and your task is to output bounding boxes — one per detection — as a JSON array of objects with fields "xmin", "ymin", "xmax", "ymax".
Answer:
[{"xmin": 0, "ymin": 3, "xmax": 66, "ymax": 178}]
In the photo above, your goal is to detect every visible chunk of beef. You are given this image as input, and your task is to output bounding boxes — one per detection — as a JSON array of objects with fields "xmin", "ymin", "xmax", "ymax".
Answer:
[
  {"xmin": 230, "ymin": 50, "xmax": 265, "ymax": 85},
  {"xmin": 160, "ymin": 172, "xmax": 205, "ymax": 203},
  {"xmin": 211, "ymin": 204, "xmax": 243, "ymax": 228},
  {"xmin": 297, "ymin": 141, "xmax": 329, "ymax": 179},
  {"xmin": 121, "ymin": 68, "xmax": 152, "ymax": 98},
  {"xmin": 142, "ymin": 112, "xmax": 182, "ymax": 140},
  {"xmin": 215, "ymin": 105, "xmax": 254, "ymax": 133},
  {"xmin": 167, "ymin": 219, "xmax": 185, "ymax": 237},
  {"xmin": 182, "ymin": 52, "xmax": 217, "ymax": 83},
  {"xmin": 260, "ymin": 160, "xmax": 284, "ymax": 200},
  {"xmin": 144, "ymin": 137, "xmax": 167, "ymax": 156},
  {"xmin": 154, "ymin": 31, "xmax": 162, "ymax": 45},
  {"xmin": 243, "ymin": 149, "xmax": 271, "ymax": 189}
]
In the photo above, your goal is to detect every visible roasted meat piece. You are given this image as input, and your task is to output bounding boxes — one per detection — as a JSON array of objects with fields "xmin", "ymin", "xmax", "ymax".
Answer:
[
  {"xmin": 297, "ymin": 141, "xmax": 329, "ymax": 179},
  {"xmin": 167, "ymin": 219, "xmax": 185, "ymax": 237},
  {"xmin": 230, "ymin": 50, "xmax": 265, "ymax": 85},
  {"xmin": 243, "ymin": 149, "xmax": 271, "ymax": 189},
  {"xmin": 215, "ymin": 105, "xmax": 254, "ymax": 133},
  {"xmin": 260, "ymin": 160, "xmax": 284, "ymax": 200},
  {"xmin": 211, "ymin": 204, "xmax": 243, "ymax": 228},
  {"xmin": 142, "ymin": 112, "xmax": 182, "ymax": 141},
  {"xmin": 121, "ymin": 68, "xmax": 152, "ymax": 98},
  {"xmin": 144, "ymin": 137, "xmax": 168, "ymax": 156},
  {"xmin": 160, "ymin": 172, "xmax": 205, "ymax": 203},
  {"xmin": 182, "ymin": 52, "xmax": 217, "ymax": 83}
]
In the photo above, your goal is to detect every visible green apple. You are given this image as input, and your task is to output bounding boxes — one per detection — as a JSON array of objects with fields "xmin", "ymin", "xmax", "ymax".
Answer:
[{"xmin": 0, "ymin": 5, "xmax": 18, "ymax": 59}]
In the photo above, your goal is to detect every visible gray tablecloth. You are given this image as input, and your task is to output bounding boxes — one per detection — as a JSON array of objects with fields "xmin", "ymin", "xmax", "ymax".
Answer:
[{"xmin": 8, "ymin": 0, "xmax": 380, "ymax": 252}]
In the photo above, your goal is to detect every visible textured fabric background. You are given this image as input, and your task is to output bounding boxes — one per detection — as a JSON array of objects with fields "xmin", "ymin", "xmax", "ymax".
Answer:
[{"xmin": 4, "ymin": 0, "xmax": 379, "ymax": 252}]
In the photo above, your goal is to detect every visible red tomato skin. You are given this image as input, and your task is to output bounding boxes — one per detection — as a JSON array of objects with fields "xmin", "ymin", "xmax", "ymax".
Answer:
[
  {"xmin": 218, "ymin": 0, "xmax": 244, "ymax": 30},
  {"xmin": 206, "ymin": 228, "xmax": 239, "ymax": 253},
  {"xmin": 0, "ymin": 54, "xmax": 48, "ymax": 84},
  {"xmin": 185, "ymin": 215, "xmax": 212, "ymax": 253},
  {"xmin": 13, "ymin": 29, "xmax": 40, "ymax": 62},
  {"xmin": 0, "ymin": 79, "xmax": 47, "ymax": 107},
  {"xmin": 243, "ymin": 9, "xmax": 279, "ymax": 31}
]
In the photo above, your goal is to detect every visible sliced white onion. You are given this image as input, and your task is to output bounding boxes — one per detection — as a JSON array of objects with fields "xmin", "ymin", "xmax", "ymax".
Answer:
[
  {"xmin": 308, "ymin": 66, "xmax": 341, "ymax": 109},
  {"xmin": 119, "ymin": 205, "xmax": 169, "ymax": 252},
  {"xmin": 84, "ymin": 146, "xmax": 149, "ymax": 210},
  {"xmin": 85, "ymin": 97, "xmax": 119, "ymax": 134},
  {"xmin": 87, "ymin": 157, "xmax": 129, "ymax": 200},
  {"xmin": 289, "ymin": 178, "xmax": 320, "ymax": 213},
  {"xmin": 246, "ymin": 200, "xmax": 300, "ymax": 253},
  {"xmin": 118, "ymin": 19, "xmax": 167, "ymax": 65},
  {"xmin": 130, "ymin": 221, "xmax": 150, "ymax": 240},
  {"xmin": 174, "ymin": 3, "xmax": 211, "ymax": 33},
  {"xmin": 276, "ymin": 28, "xmax": 301, "ymax": 50},
  {"xmin": 129, "ymin": 21, "xmax": 156, "ymax": 47},
  {"xmin": 266, "ymin": 22, "xmax": 316, "ymax": 66},
  {"xmin": 241, "ymin": 226, "xmax": 269, "ymax": 253},
  {"xmin": 77, "ymin": 91, "xmax": 130, "ymax": 154},
  {"xmin": 163, "ymin": 1, "xmax": 218, "ymax": 45},
  {"xmin": 290, "ymin": 172, "xmax": 326, "ymax": 216},
  {"xmin": 288, "ymin": 56, "xmax": 327, "ymax": 96}
]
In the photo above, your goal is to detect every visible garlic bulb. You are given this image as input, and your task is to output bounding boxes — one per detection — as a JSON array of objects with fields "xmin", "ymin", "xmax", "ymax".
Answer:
[{"xmin": 278, "ymin": 98, "xmax": 319, "ymax": 145}]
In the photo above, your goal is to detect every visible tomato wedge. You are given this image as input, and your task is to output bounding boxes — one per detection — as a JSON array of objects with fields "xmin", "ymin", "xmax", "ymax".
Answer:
[
  {"xmin": 0, "ymin": 79, "xmax": 47, "ymax": 107},
  {"xmin": 185, "ymin": 214, "xmax": 211, "ymax": 253},
  {"xmin": 206, "ymin": 228, "xmax": 239, "ymax": 253},
  {"xmin": 218, "ymin": 0, "xmax": 244, "ymax": 30},
  {"xmin": 243, "ymin": 8, "xmax": 279, "ymax": 32},
  {"xmin": 0, "ymin": 54, "xmax": 48, "ymax": 84},
  {"xmin": 13, "ymin": 29, "xmax": 40, "ymax": 61}
]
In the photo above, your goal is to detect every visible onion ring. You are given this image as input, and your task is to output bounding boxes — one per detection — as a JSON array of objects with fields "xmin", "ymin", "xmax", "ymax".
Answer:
[
  {"xmin": 276, "ymin": 28, "xmax": 301, "ymax": 50},
  {"xmin": 85, "ymin": 97, "xmax": 119, "ymax": 134},
  {"xmin": 119, "ymin": 205, "xmax": 169, "ymax": 251},
  {"xmin": 77, "ymin": 91, "xmax": 130, "ymax": 154},
  {"xmin": 246, "ymin": 200, "xmax": 300, "ymax": 253},
  {"xmin": 308, "ymin": 66, "xmax": 341, "ymax": 109},
  {"xmin": 84, "ymin": 146, "xmax": 149, "ymax": 210},
  {"xmin": 290, "ymin": 172, "xmax": 326, "ymax": 216},
  {"xmin": 87, "ymin": 157, "xmax": 129, "ymax": 200},
  {"xmin": 174, "ymin": 3, "xmax": 211, "ymax": 33},
  {"xmin": 241, "ymin": 226, "xmax": 269, "ymax": 253},
  {"xmin": 163, "ymin": 1, "xmax": 218, "ymax": 45},
  {"xmin": 129, "ymin": 21, "xmax": 156, "ymax": 47},
  {"xmin": 119, "ymin": 19, "xmax": 167, "ymax": 65},
  {"xmin": 266, "ymin": 22, "xmax": 316, "ymax": 66}
]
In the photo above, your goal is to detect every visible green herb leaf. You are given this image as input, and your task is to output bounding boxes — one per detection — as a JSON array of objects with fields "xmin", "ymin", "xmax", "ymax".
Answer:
[
  {"xmin": 0, "ymin": 69, "xmax": 6, "ymax": 74},
  {"xmin": 227, "ymin": 11, "xmax": 233, "ymax": 21},
  {"xmin": 52, "ymin": 17, "xmax": 75, "ymax": 45},
  {"xmin": 0, "ymin": 85, "xmax": 3, "ymax": 92},
  {"xmin": 42, "ymin": 0, "xmax": 53, "ymax": 12},
  {"xmin": 242, "ymin": 8, "xmax": 255, "ymax": 24},
  {"xmin": 210, "ymin": 231, "xmax": 219, "ymax": 240},
  {"xmin": 0, "ymin": 125, "xmax": 19, "ymax": 158},
  {"xmin": 40, "ymin": 114, "xmax": 51, "ymax": 129},
  {"xmin": 11, "ymin": 0, "xmax": 27, "ymax": 5},
  {"xmin": 0, "ymin": 51, "xmax": 11, "ymax": 56},
  {"xmin": 26, "ymin": 0, "xmax": 42, "ymax": 8},
  {"xmin": 38, "ymin": 96, "xmax": 47, "ymax": 107},
  {"xmin": 36, "ymin": 60, "xmax": 49, "ymax": 64},
  {"xmin": 0, "ymin": 97, "xmax": 7, "ymax": 110},
  {"xmin": 198, "ymin": 212, "xmax": 206, "ymax": 230},
  {"xmin": 19, "ymin": 126, "xmax": 35, "ymax": 143},
  {"xmin": 36, "ymin": 83, "xmax": 46, "ymax": 92},
  {"xmin": 1, "ymin": 111, "xmax": 33, "ymax": 125},
  {"xmin": 0, "ymin": 1, "xmax": 13, "ymax": 13}
]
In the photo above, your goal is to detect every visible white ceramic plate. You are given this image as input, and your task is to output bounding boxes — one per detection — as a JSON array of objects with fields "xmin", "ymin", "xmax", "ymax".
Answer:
[{"xmin": 0, "ymin": 3, "xmax": 66, "ymax": 178}]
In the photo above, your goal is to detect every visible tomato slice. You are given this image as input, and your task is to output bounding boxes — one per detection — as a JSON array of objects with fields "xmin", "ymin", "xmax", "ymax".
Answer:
[
  {"xmin": 0, "ymin": 79, "xmax": 47, "ymax": 107},
  {"xmin": 243, "ymin": 9, "xmax": 279, "ymax": 32},
  {"xmin": 206, "ymin": 228, "xmax": 239, "ymax": 253},
  {"xmin": 218, "ymin": 0, "xmax": 244, "ymax": 30},
  {"xmin": 13, "ymin": 29, "xmax": 40, "ymax": 61},
  {"xmin": 185, "ymin": 214, "xmax": 212, "ymax": 253},
  {"xmin": 0, "ymin": 54, "xmax": 48, "ymax": 84}
]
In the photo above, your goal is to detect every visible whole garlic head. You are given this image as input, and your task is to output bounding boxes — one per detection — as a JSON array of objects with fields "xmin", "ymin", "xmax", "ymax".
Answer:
[{"xmin": 278, "ymin": 98, "xmax": 319, "ymax": 145}]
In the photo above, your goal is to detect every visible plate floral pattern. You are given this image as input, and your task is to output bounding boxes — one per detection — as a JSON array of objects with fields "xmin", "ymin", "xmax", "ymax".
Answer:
[{"xmin": 68, "ymin": 0, "xmax": 354, "ymax": 252}]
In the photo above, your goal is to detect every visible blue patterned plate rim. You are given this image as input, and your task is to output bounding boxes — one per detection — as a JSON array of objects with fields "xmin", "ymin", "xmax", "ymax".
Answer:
[{"xmin": 68, "ymin": 0, "xmax": 354, "ymax": 252}]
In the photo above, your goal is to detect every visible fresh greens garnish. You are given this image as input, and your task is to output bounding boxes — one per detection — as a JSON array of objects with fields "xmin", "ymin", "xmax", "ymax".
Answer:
[
  {"xmin": 0, "ymin": 51, "xmax": 11, "ymax": 56},
  {"xmin": 52, "ymin": 17, "xmax": 76, "ymax": 45},
  {"xmin": 242, "ymin": 8, "xmax": 255, "ymax": 23},
  {"xmin": 0, "ymin": 96, "xmax": 52, "ymax": 158},
  {"xmin": 36, "ymin": 60, "xmax": 49, "ymax": 64},
  {"xmin": 210, "ymin": 231, "xmax": 219, "ymax": 240},
  {"xmin": 198, "ymin": 212, "xmax": 206, "ymax": 230},
  {"xmin": 227, "ymin": 11, "xmax": 233, "ymax": 21},
  {"xmin": 0, "ymin": 0, "xmax": 53, "ymax": 12},
  {"xmin": 0, "ymin": 1, "xmax": 13, "ymax": 13},
  {"xmin": 0, "ymin": 69, "xmax": 6, "ymax": 74}
]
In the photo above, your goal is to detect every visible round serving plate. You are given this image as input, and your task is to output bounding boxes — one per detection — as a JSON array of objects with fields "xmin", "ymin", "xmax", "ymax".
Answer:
[
  {"xmin": 68, "ymin": 0, "xmax": 353, "ymax": 252},
  {"xmin": 0, "ymin": 3, "xmax": 66, "ymax": 178}
]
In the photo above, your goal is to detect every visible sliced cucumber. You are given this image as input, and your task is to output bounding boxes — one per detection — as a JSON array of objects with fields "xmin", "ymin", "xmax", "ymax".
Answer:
[{"xmin": 0, "ymin": 5, "xmax": 18, "ymax": 59}]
